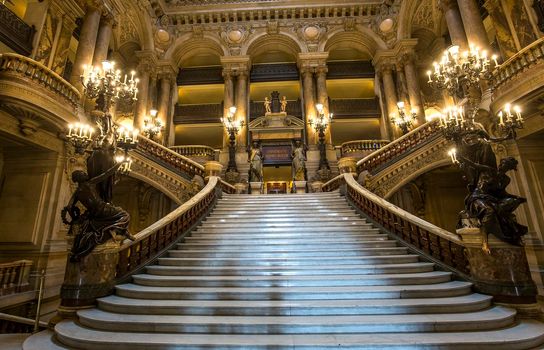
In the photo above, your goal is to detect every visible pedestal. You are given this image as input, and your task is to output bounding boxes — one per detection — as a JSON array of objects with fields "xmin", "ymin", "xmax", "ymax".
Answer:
[
  {"xmin": 311, "ymin": 181, "xmax": 324, "ymax": 193},
  {"xmin": 338, "ymin": 157, "xmax": 357, "ymax": 174},
  {"xmin": 458, "ymin": 228, "xmax": 537, "ymax": 304},
  {"xmin": 204, "ymin": 161, "xmax": 223, "ymax": 178},
  {"xmin": 250, "ymin": 182, "xmax": 262, "ymax": 195},
  {"xmin": 293, "ymin": 180, "xmax": 307, "ymax": 194},
  {"xmin": 59, "ymin": 240, "xmax": 120, "ymax": 315},
  {"xmin": 234, "ymin": 182, "xmax": 248, "ymax": 194}
]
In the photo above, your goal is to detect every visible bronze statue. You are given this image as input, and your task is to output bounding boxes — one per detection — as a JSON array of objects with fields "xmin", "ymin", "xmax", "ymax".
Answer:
[
  {"xmin": 292, "ymin": 140, "xmax": 307, "ymax": 181},
  {"xmin": 62, "ymin": 162, "xmax": 134, "ymax": 262},
  {"xmin": 248, "ymin": 141, "xmax": 263, "ymax": 182}
]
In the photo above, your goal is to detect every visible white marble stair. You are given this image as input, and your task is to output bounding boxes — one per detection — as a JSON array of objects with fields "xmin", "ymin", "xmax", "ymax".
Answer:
[{"xmin": 43, "ymin": 192, "xmax": 544, "ymax": 349}]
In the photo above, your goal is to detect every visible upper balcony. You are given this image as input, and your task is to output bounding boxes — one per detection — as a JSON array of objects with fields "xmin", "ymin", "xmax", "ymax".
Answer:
[
  {"xmin": 0, "ymin": 53, "xmax": 80, "ymax": 134},
  {"xmin": 0, "ymin": 3, "xmax": 35, "ymax": 56}
]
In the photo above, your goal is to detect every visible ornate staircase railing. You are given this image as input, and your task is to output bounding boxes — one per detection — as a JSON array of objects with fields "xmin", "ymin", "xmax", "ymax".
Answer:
[
  {"xmin": 323, "ymin": 173, "xmax": 470, "ymax": 276},
  {"xmin": 0, "ymin": 260, "xmax": 33, "ymax": 296},
  {"xmin": 340, "ymin": 139, "xmax": 389, "ymax": 158},
  {"xmin": 169, "ymin": 145, "xmax": 219, "ymax": 164},
  {"xmin": 116, "ymin": 176, "xmax": 222, "ymax": 281}
]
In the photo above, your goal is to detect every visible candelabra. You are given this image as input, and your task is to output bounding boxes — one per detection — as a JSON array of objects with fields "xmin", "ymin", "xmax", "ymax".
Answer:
[
  {"xmin": 142, "ymin": 109, "xmax": 163, "ymax": 141},
  {"xmin": 221, "ymin": 106, "xmax": 244, "ymax": 173},
  {"xmin": 392, "ymin": 101, "xmax": 417, "ymax": 135},
  {"xmin": 310, "ymin": 103, "xmax": 333, "ymax": 171}
]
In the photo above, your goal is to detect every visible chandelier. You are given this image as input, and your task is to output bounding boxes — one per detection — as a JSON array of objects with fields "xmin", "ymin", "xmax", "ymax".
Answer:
[
  {"xmin": 310, "ymin": 103, "xmax": 333, "ymax": 134},
  {"xmin": 142, "ymin": 109, "xmax": 163, "ymax": 140},
  {"xmin": 221, "ymin": 106, "xmax": 243, "ymax": 173},
  {"xmin": 392, "ymin": 101, "xmax": 417, "ymax": 134}
]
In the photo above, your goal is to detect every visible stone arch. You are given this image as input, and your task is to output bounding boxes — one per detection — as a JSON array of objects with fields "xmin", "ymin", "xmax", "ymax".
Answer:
[
  {"xmin": 127, "ymin": 170, "xmax": 184, "ymax": 205},
  {"xmin": 243, "ymin": 32, "xmax": 303, "ymax": 60},
  {"xmin": 397, "ymin": 0, "xmax": 421, "ymax": 40},
  {"xmin": 165, "ymin": 34, "xmax": 227, "ymax": 67},
  {"xmin": 322, "ymin": 28, "xmax": 386, "ymax": 58}
]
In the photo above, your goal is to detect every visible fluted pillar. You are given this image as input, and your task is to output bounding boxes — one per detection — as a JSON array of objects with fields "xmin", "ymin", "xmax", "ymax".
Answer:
[
  {"xmin": 403, "ymin": 53, "xmax": 426, "ymax": 125},
  {"xmin": 381, "ymin": 64, "xmax": 402, "ymax": 139},
  {"xmin": 235, "ymin": 70, "xmax": 249, "ymax": 146},
  {"xmin": 301, "ymin": 68, "xmax": 317, "ymax": 142},
  {"xmin": 457, "ymin": 0, "xmax": 491, "ymax": 51},
  {"xmin": 70, "ymin": 3, "xmax": 101, "ymax": 92},
  {"xmin": 92, "ymin": 16, "xmax": 114, "ymax": 66},
  {"xmin": 439, "ymin": 0, "xmax": 469, "ymax": 49}
]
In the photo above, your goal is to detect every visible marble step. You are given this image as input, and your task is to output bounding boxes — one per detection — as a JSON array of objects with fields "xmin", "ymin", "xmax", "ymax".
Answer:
[
  {"xmin": 77, "ymin": 307, "xmax": 516, "ymax": 334},
  {"xmin": 208, "ymin": 212, "xmax": 360, "ymax": 219},
  {"xmin": 203, "ymin": 216, "xmax": 367, "ymax": 223},
  {"xmin": 54, "ymin": 320, "xmax": 544, "ymax": 350},
  {"xmin": 210, "ymin": 208, "xmax": 357, "ymax": 215},
  {"xmin": 192, "ymin": 227, "xmax": 377, "ymax": 234},
  {"xmin": 187, "ymin": 231, "xmax": 382, "ymax": 239},
  {"xmin": 183, "ymin": 235, "xmax": 389, "ymax": 244},
  {"xmin": 197, "ymin": 222, "xmax": 372, "ymax": 229},
  {"xmin": 212, "ymin": 205, "xmax": 352, "ymax": 211},
  {"xmin": 158, "ymin": 255, "xmax": 419, "ymax": 267},
  {"xmin": 177, "ymin": 241, "xmax": 398, "ymax": 251},
  {"xmin": 115, "ymin": 280, "xmax": 471, "ymax": 300},
  {"xmin": 169, "ymin": 247, "xmax": 409, "ymax": 258},
  {"xmin": 132, "ymin": 271, "xmax": 451, "ymax": 288},
  {"xmin": 215, "ymin": 200, "xmax": 348, "ymax": 207},
  {"xmin": 98, "ymin": 293, "xmax": 492, "ymax": 316}
]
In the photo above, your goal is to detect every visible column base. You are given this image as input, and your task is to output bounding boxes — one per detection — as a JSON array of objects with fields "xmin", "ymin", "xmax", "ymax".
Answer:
[
  {"xmin": 249, "ymin": 182, "xmax": 263, "ymax": 195},
  {"xmin": 293, "ymin": 181, "xmax": 307, "ymax": 194},
  {"xmin": 458, "ymin": 228, "xmax": 537, "ymax": 304}
]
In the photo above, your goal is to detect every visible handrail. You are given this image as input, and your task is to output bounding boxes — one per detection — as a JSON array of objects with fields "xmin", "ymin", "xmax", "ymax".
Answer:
[
  {"xmin": 323, "ymin": 173, "xmax": 470, "ymax": 276},
  {"xmin": 137, "ymin": 136, "xmax": 205, "ymax": 179},
  {"xmin": 0, "ymin": 259, "xmax": 33, "ymax": 296},
  {"xmin": 356, "ymin": 120, "xmax": 441, "ymax": 174},
  {"xmin": 169, "ymin": 145, "xmax": 218, "ymax": 160},
  {"xmin": 322, "ymin": 174, "xmax": 345, "ymax": 192},
  {"xmin": 0, "ymin": 53, "xmax": 80, "ymax": 107},
  {"xmin": 491, "ymin": 37, "xmax": 544, "ymax": 90},
  {"xmin": 340, "ymin": 140, "xmax": 389, "ymax": 158},
  {"xmin": 116, "ymin": 176, "xmax": 220, "ymax": 280},
  {"xmin": 220, "ymin": 179, "xmax": 237, "ymax": 194}
]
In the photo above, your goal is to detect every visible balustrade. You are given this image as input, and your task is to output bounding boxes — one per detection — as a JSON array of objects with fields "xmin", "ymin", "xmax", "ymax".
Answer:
[
  {"xmin": 0, "ymin": 53, "xmax": 80, "ymax": 108},
  {"xmin": 0, "ymin": 4, "xmax": 35, "ymax": 55},
  {"xmin": 137, "ymin": 136, "xmax": 205, "ymax": 179},
  {"xmin": 340, "ymin": 140, "xmax": 389, "ymax": 158},
  {"xmin": 356, "ymin": 120, "xmax": 441, "ymax": 175},
  {"xmin": 323, "ymin": 173, "xmax": 470, "ymax": 277},
  {"xmin": 0, "ymin": 260, "xmax": 33, "ymax": 296},
  {"xmin": 170, "ymin": 145, "xmax": 219, "ymax": 163}
]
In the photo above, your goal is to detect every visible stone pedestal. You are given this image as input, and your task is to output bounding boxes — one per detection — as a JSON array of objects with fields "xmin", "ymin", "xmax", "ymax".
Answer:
[
  {"xmin": 234, "ymin": 182, "xmax": 248, "ymax": 194},
  {"xmin": 225, "ymin": 170, "xmax": 241, "ymax": 184},
  {"xmin": 458, "ymin": 228, "xmax": 537, "ymax": 304},
  {"xmin": 204, "ymin": 161, "xmax": 223, "ymax": 178},
  {"xmin": 311, "ymin": 181, "xmax": 324, "ymax": 193},
  {"xmin": 338, "ymin": 157, "xmax": 357, "ymax": 174},
  {"xmin": 293, "ymin": 180, "xmax": 307, "ymax": 194},
  {"xmin": 59, "ymin": 240, "xmax": 120, "ymax": 315},
  {"xmin": 249, "ymin": 182, "xmax": 262, "ymax": 195}
]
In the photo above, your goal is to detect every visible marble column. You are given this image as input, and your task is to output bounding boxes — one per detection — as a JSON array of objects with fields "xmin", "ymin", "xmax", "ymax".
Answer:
[
  {"xmin": 315, "ymin": 66, "xmax": 332, "ymax": 144},
  {"xmin": 235, "ymin": 70, "xmax": 249, "ymax": 146},
  {"xmin": 457, "ymin": 0, "xmax": 491, "ymax": 51},
  {"xmin": 381, "ymin": 64, "xmax": 402, "ymax": 139},
  {"xmin": 167, "ymin": 79, "xmax": 178, "ymax": 146},
  {"xmin": 147, "ymin": 74, "xmax": 158, "ymax": 113},
  {"xmin": 403, "ymin": 53, "xmax": 426, "ymax": 125},
  {"xmin": 439, "ymin": 0, "xmax": 469, "ymax": 49},
  {"xmin": 134, "ymin": 65, "xmax": 151, "ymax": 130},
  {"xmin": 301, "ymin": 67, "xmax": 317, "ymax": 142},
  {"xmin": 92, "ymin": 16, "xmax": 114, "ymax": 67},
  {"xmin": 223, "ymin": 71, "xmax": 235, "ymax": 117},
  {"xmin": 158, "ymin": 74, "xmax": 173, "ymax": 145},
  {"xmin": 70, "ymin": 3, "xmax": 101, "ymax": 91},
  {"xmin": 375, "ymin": 73, "xmax": 392, "ymax": 140}
]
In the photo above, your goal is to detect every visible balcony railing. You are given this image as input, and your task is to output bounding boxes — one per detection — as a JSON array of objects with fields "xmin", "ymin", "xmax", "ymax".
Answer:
[
  {"xmin": 357, "ymin": 120, "xmax": 441, "ymax": 175},
  {"xmin": 340, "ymin": 139, "xmax": 389, "ymax": 158},
  {"xmin": 169, "ymin": 145, "xmax": 219, "ymax": 163},
  {"xmin": 323, "ymin": 173, "xmax": 470, "ymax": 277},
  {"xmin": 0, "ymin": 260, "xmax": 33, "ymax": 297},
  {"xmin": 330, "ymin": 98, "xmax": 380, "ymax": 118},
  {"xmin": 0, "ymin": 53, "xmax": 81, "ymax": 109},
  {"xmin": 0, "ymin": 4, "xmax": 35, "ymax": 55},
  {"xmin": 491, "ymin": 37, "xmax": 544, "ymax": 92}
]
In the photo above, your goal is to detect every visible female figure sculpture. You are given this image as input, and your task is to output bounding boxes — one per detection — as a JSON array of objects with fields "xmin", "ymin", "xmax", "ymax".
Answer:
[
  {"xmin": 292, "ymin": 140, "xmax": 307, "ymax": 181},
  {"xmin": 248, "ymin": 141, "xmax": 263, "ymax": 182}
]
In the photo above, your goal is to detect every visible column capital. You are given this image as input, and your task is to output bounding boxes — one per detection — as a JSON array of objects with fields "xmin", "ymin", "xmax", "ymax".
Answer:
[
  {"xmin": 483, "ymin": 0, "xmax": 501, "ymax": 12},
  {"xmin": 156, "ymin": 61, "xmax": 179, "ymax": 81},
  {"xmin": 297, "ymin": 52, "xmax": 329, "ymax": 71},
  {"xmin": 220, "ymin": 55, "xmax": 251, "ymax": 76},
  {"xmin": 136, "ymin": 51, "xmax": 158, "ymax": 73},
  {"xmin": 315, "ymin": 65, "xmax": 328, "ymax": 77},
  {"xmin": 438, "ymin": 0, "xmax": 460, "ymax": 12}
]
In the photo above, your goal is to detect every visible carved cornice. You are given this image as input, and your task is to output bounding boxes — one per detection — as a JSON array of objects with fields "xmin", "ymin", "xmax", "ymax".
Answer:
[
  {"xmin": 220, "ymin": 55, "xmax": 252, "ymax": 75},
  {"xmin": 297, "ymin": 52, "xmax": 329, "ymax": 72}
]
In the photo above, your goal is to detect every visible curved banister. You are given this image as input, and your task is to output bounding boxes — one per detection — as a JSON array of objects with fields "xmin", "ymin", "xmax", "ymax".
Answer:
[
  {"xmin": 169, "ymin": 145, "xmax": 218, "ymax": 159},
  {"xmin": 220, "ymin": 179, "xmax": 236, "ymax": 194},
  {"xmin": 0, "ymin": 53, "xmax": 80, "ymax": 107},
  {"xmin": 136, "ymin": 136, "xmax": 205, "ymax": 179},
  {"xmin": 356, "ymin": 119, "xmax": 441, "ymax": 174},
  {"xmin": 116, "ymin": 176, "xmax": 221, "ymax": 280},
  {"xmin": 322, "ymin": 174, "xmax": 345, "ymax": 193},
  {"xmin": 340, "ymin": 140, "xmax": 389, "ymax": 157},
  {"xmin": 323, "ymin": 173, "xmax": 470, "ymax": 276}
]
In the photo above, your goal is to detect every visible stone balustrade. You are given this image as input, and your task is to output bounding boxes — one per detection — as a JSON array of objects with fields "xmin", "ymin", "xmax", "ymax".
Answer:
[
  {"xmin": 170, "ymin": 145, "xmax": 219, "ymax": 164},
  {"xmin": 0, "ymin": 4, "xmax": 35, "ymax": 55},
  {"xmin": 0, "ymin": 53, "xmax": 80, "ymax": 108},
  {"xmin": 340, "ymin": 139, "xmax": 389, "ymax": 158},
  {"xmin": 0, "ymin": 260, "xmax": 33, "ymax": 297},
  {"xmin": 356, "ymin": 120, "xmax": 441, "ymax": 175},
  {"xmin": 137, "ymin": 136, "xmax": 205, "ymax": 180}
]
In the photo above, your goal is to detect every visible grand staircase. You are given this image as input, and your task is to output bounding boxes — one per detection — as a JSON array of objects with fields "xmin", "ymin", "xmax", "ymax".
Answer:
[{"xmin": 38, "ymin": 192, "xmax": 544, "ymax": 349}]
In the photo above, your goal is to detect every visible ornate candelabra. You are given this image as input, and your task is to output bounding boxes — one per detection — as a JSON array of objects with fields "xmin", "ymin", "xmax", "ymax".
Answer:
[
  {"xmin": 142, "ymin": 109, "xmax": 163, "ymax": 141},
  {"xmin": 392, "ymin": 101, "xmax": 417, "ymax": 135},
  {"xmin": 310, "ymin": 103, "xmax": 333, "ymax": 171},
  {"xmin": 221, "ymin": 106, "xmax": 244, "ymax": 173},
  {"xmin": 427, "ymin": 44, "xmax": 528, "ymax": 252}
]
